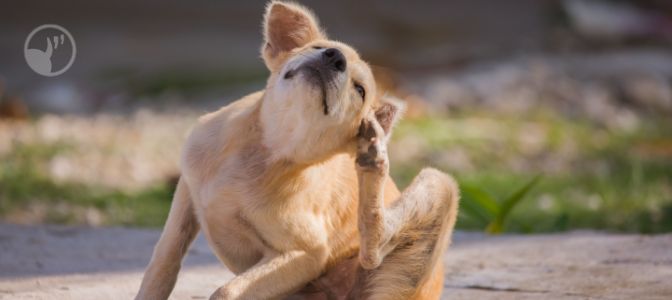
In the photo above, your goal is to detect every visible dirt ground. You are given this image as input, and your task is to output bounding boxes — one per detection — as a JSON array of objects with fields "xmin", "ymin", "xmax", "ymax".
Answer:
[{"xmin": 0, "ymin": 224, "xmax": 670, "ymax": 299}]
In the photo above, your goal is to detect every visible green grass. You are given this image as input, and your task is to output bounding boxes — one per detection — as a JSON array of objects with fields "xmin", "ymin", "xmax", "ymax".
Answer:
[
  {"xmin": 391, "ymin": 109, "xmax": 672, "ymax": 233},
  {"xmin": 0, "ymin": 141, "xmax": 173, "ymax": 227},
  {"xmin": 1, "ymin": 109, "xmax": 670, "ymax": 233}
]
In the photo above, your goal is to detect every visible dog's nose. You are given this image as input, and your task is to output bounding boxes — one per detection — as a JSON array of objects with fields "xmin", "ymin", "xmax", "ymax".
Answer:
[{"xmin": 322, "ymin": 48, "xmax": 346, "ymax": 72}]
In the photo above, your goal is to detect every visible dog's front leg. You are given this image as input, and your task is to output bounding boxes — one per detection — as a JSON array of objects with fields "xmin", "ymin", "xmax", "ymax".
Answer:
[
  {"xmin": 136, "ymin": 177, "xmax": 200, "ymax": 300},
  {"xmin": 355, "ymin": 117, "xmax": 394, "ymax": 269},
  {"xmin": 209, "ymin": 247, "xmax": 328, "ymax": 300}
]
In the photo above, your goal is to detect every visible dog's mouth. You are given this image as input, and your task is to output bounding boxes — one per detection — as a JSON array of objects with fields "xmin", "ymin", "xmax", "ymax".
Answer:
[{"xmin": 284, "ymin": 64, "xmax": 338, "ymax": 116}]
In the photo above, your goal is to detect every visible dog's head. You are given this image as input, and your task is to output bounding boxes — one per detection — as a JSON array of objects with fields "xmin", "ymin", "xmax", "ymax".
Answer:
[{"xmin": 259, "ymin": 1, "xmax": 403, "ymax": 163}]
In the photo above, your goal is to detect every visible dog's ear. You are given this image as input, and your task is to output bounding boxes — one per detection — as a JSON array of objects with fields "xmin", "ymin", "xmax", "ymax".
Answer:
[
  {"xmin": 359, "ymin": 96, "xmax": 405, "ymax": 141},
  {"xmin": 262, "ymin": 1, "xmax": 325, "ymax": 71},
  {"xmin": 374, "ymin": 96, "xmax": 405, "ymax": 136}
]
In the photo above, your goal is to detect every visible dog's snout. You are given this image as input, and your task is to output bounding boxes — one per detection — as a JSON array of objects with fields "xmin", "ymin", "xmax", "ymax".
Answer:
[{"xmin": 322, "ymin": 48, "xmax": 346, "ymax": 72}]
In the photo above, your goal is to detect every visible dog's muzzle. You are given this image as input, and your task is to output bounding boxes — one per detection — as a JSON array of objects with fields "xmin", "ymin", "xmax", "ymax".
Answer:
[
  {"xmin": 285, "ymin": 47, "xmax": 346, "ymax": 80},
  {"xmin": 284, "ymin": 48, "xmax": 347, "ymax": 115}
]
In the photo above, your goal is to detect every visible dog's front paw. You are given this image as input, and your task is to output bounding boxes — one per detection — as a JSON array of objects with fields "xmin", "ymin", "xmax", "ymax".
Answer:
[{"xmin": 356, "ymin": 118, "xmax": 389, "ymax": 173}]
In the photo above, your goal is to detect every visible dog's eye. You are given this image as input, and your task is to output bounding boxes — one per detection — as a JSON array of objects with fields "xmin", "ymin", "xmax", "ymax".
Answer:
[
  {"xmin": 312, "ymin": 46, "xmax": 323, "ymax": 49},
  {"xmin": 354, "ymin": 83, "xmax": 366, "ymax": 99}
]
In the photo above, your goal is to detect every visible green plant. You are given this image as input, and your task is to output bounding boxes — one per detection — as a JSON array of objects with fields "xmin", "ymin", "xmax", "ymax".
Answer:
[{"xmin": 459, "ymin": 175, "xmax": 542, "ymax": 234}]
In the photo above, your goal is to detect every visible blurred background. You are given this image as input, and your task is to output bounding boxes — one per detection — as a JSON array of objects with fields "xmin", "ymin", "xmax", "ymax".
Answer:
[{"xmin": 1, "ymin": 0, "xmax": 671, "ymax": 233}]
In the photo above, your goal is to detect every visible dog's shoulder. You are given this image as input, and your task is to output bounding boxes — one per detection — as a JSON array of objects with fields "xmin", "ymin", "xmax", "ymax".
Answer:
[
  {"xmin": 180, "ymin": 91, "xmax": 264, "ymax": 181},
  {"xmin": 195, "ymin": 90, "xmax": 263, "ymax": 133}
]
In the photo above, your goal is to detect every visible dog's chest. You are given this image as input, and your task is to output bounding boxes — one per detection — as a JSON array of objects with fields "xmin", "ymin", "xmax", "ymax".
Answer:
[
  {"xmin": 245, "ymin": 192, "xmax": 330, "ymax": 251},
  {"xmin": 197, "ymin": 158, "xmax": 351, "ymax": 254},
  {"xmin": 188, "ymin": 150, "xmax": 361, "ymax": 276}
]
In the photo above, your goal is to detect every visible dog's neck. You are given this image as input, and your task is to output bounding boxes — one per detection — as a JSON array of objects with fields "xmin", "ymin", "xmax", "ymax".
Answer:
[
  {"xmin": 245, "ymin": 96, "xmax": 349, "ymax": 183},
  {"xmin": 241, "ymin": 132, "xmax": 352, "ymax": 203},
  {"xmin": 258, "ymin": 89, "xmax": 353, "ymax": 165}
]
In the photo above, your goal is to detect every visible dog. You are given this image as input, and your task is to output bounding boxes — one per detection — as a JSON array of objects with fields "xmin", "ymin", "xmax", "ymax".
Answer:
[{"xmin": 136, "ymin": 2, "xmax": 459, "ymax": 299}]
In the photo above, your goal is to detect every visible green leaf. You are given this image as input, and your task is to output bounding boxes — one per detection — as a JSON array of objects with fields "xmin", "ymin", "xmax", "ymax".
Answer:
[
  {"xmin": 485, "ymin": 222, "xmax": 503, "ymax": 234},
  {"xmin": 487, "ymin": 175, "xmax": 542, "ymax": 234},
  {"xmin": 460, "ymin": 185, "xmax": 499, "ymax": 216},
  {"xmin": 552, "ymin": 213, "xmax": 570, "ymax": 231},
  {"xmin": 459, "ymin": 195, "xmax": 492, "ymax": 226}
]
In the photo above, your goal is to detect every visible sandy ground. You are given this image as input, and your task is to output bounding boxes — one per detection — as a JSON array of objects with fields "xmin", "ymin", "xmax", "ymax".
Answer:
[{"xmin": 0, "ymin": 224, "xmax": 671, "ymax": 300}]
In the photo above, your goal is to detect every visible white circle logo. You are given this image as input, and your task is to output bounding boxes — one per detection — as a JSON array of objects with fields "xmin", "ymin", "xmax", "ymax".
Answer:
[{"xmin": 24, "ymin": 24, "xmax": 76, "ymax": 77}]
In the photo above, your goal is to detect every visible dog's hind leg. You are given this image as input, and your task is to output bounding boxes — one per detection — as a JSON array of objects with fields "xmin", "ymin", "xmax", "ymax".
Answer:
[
  {"xmin": 353, "ymin": 118, "xmax": 459, "ymax": 300},
  {"xmin": 136, "ymin": 177, "xmax": 200, "ymax": 300},
  {"xmin": 355, "ymin": 168, "xmax": 459, "ymax": 300}
]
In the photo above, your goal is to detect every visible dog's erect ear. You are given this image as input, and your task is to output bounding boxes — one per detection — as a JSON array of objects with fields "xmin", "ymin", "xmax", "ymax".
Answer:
[
  {"xmin": 374, "ymin": 96, "xmax": 405, "ymax": 136},
  {"xmin": 359, "ymin": 96, "xmax": 405, "ymax": 141},
  {"xmin": 262, "ymin": 1, "xmax": 325, "ymax": 71},
  {"xmin": 358, "ymin": 96, "xmax": 404, "ymax": 144}
]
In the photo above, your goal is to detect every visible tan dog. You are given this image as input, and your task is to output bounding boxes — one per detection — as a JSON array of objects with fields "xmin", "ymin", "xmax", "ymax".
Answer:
[{"xmin": 136, "ymin": 2, "xmax": 459, "ymax": 299}]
